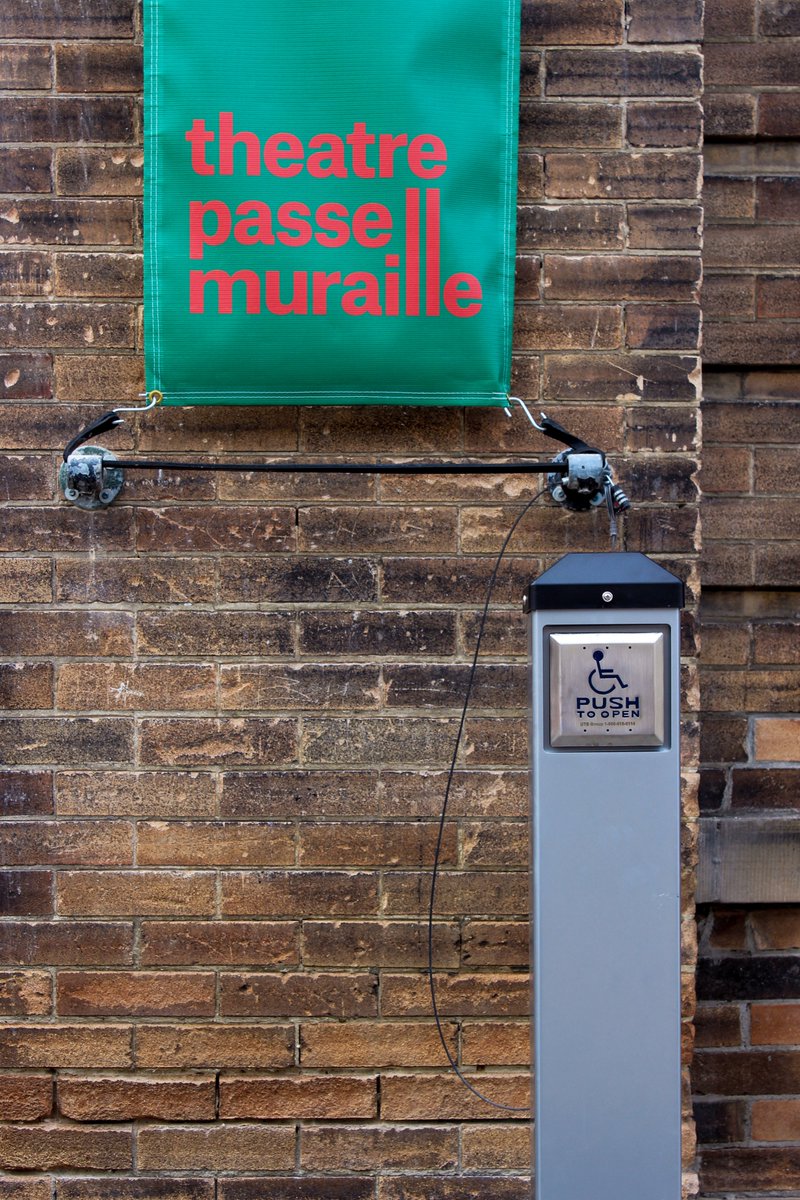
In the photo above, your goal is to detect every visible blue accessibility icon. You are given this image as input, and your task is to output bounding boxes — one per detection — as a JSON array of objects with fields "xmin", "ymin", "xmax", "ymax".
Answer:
[{"xmin": 588, "ymin": 649, "xmax": 628, "ymax": 696}]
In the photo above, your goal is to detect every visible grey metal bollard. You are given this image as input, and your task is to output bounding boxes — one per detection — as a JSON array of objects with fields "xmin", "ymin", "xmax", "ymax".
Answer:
[{"xmin": 524, "ymin": 551, "xmax": 684, "ymax": 1200}]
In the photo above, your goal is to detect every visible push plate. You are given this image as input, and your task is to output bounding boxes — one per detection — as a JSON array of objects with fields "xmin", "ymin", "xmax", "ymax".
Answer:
[{"xmin": 549, "ymin": 629, "xmax": 666, "ymax": 748}]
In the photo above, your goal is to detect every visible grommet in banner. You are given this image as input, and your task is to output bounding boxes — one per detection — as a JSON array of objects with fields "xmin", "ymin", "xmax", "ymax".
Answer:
[{"xmin": 148, "ymin": 390, "xmax": 164, "ymax": 405}]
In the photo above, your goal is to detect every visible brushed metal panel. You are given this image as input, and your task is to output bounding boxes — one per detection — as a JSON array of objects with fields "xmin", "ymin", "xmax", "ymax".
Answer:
[{"xmin": 549, "ymin": 629, "xmax": 666, "ymax": 748}]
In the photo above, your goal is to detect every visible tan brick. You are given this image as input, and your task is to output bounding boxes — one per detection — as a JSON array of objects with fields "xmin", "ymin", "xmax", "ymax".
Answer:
[
  {"xmin": 462, "ymin": 1021, "xmax": 531, "ymax": 1067},
  {"xmin": 219, "ymin": 1075, "xmax": 377, "ymax": 1120},
  {"xmin": 0, "ymin": 1181, "xmax": 51, "ymax": 1200},
  {"xmin": 137, "ymin": 1124, "xmax": 295, "ymax": 1172},
  {"xmin": 752, "ymin": 1099, "xmax": 800, "ymax": 1141},
  {"xmin": 135, "ymin": 1024, "xmax": 294, "ymax": 1070},
  {"xmin": 380, "ymin": 1073, "xmax": 530, "ymax": 1120},
  {"xmin": 0, "ymin": 560, "xmax": 52, "ymax": 604},
  {"xmin": 754, "ymin": 719, "xmax": 800, "ymax": 762},
  {"xmin": 461, "ymin": 1123, "xmax": 531, "ymax": 1170},
  {"xmin": 0, "ymin": 1124, "xmax": 131, "ymax": 1172},
  {"xmin": 301, "ymin": 1021, "xmax": 456, "ymax": 1069},
  {"xmin": 58, "ymin": 1076, "xmax": 215, "ymax": 1122},
  {"xmin": 751, "ymin": 1005, "xmax": 800, "ymax": 1045},
  {"xmin": 56, "ymin": 870, "xmax": 215, "ymax": 917},
  {"xmin": 0, "ymin": 1075, "xmax": 52, "ymax": 1122},
  {"xmin": 56, "ymin": 971, "xmax": 215, "ymax": 1017},
  {"xmin": 0, "ymin": 663, "xmax": 52, "ymax": 709},
  {"xmin": 302, "ymin": 921, "xmax": 459, "ymax": 970},
  {"xmin": 299, "ymin": 821, "xmax": 453, "ymax": 868},
  {"xmin": 380, "ymin": 972, "xmax": 529, "ymax": 1017}
]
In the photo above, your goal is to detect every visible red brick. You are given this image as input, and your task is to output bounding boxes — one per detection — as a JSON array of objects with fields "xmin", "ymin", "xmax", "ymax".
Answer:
[
  {"xmin": 58, "ymin": 1076, "xmax": 215, "ymax": 1122},
  {"xmin": 135, "ymin": 1025, "xmax": 294, "ymax": 1070},
  {"xmin": 0, "ymin": 1025, "xmax": 132, "ymax": 1069},
  {"xmin": 219, "ymin": 1076, "xmax": 376, "ymax": 1120},
  {"xmin": 140, "ymin": 921, "xmax": 299, "ymax": 967},
  {"xmin": 57, "ymin": 870, "xmax": 215, "ymax": 917},
  {"xmin": 0, "ymin": 971, "xmax": 52, "ymax": 1016},
  {"xmin": 56, "ymin": 971, "xmax": 216, "ymax": 1017},
  {"xmin": 0, "ymin": 1075, "xmax": 52, "ymax": 1122}
]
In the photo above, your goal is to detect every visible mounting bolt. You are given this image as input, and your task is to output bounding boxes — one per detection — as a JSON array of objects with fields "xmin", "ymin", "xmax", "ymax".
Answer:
[
  {"xmin": 602, "ymin": 590, "xmax": 614, "ymax": 603},
  {"xmin": 59, "ymin": 444, "xmax": 124, "ymax": 511}
]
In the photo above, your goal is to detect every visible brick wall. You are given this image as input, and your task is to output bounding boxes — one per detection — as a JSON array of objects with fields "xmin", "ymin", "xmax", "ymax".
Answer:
[
  {"xmin": 0, "ymin": 1, "xmax": 701, "ymax": 1196},
  {"xmin": 697, "ymin": 0, "xmax": 800, "ymax": 1193}
]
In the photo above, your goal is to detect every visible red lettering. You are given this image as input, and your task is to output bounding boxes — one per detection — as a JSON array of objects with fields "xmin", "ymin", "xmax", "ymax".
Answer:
[
  {"xmin": 307, "ymin": 133, "xmax": 347, "ymax": 178},
  {"xmin": 342, "ymin": 272, "xmax": 382, "ymax": 316},
  {"xmin": 185, "ymin": 118, "xmax": 215, "ymax": 175},
  {"xmin": 425, "ymin": 188, "xmax": 441, "ymax": 316},
  {"xmin": 233, "ymin": 200, "xmax": 274, "ymax": 246},
  {"xmin": 409, "ymin": 134, "xmax": 447, "ymax": 179},
  {"xmin": 218, "ymin": 112, "xmax": 260, "ymax": 176},
  {"xmin": 312, "ymin": 271, "xmax": 342, "ymax": 315},
  {"xmin": 346, "ymin": 121, "xmax": 376, "ymax": 179},
  {"xmin": 405, "ymin": 188, "xmax": 420, "ymax": 317},
  {"xmin": 189, "ymin": 200, "xmax": 231, "ymax": 261},
  {"xmin": 190, "ymin": 268, "xmax": 260, "ymax": 313},
  {"xmin": 265, "ymin": 270, "xmax": 309, "ymax": 314},
  {"xmin": 378, "ymin": 132, "xmax": 408, "ymax": 177},
  {"xmin": 385, "ymin": 254, "xmax": 400, "ymax": 317},
  {"xmin": 444, "ymin": 273, "xmax": 483, "ymax": 317},
  {"xmin": 276, "ymin": 201, "xmax": 312, "ymax": 247},
  {"xmin": 352, "ymin": 203, "xmax": 392, "ymax": 248},
  {"xmin": 315, "ymin": 203, "xmax": 351, "ymax": 248},
  {"xmin": 263, "ymin": 133, "xmax": 304, "ymax": 177}
]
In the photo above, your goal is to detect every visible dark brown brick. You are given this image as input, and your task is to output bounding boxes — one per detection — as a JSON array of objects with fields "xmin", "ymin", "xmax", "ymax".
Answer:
[
  {"xmin": 515, "ymin": 303, "xmax": 622, "ymax": 350},
  {"xmin": 518, "ymin": 150, "xmax": 544, "ymax": 199},
  {"xmin": 627, "ymin": 304, "xmax": 701, "ymax": 349},
  {"xmin": 627, "ymin": 101, "xmax": 703, "ymax": 147},
  {"xmin": 0, "ymin": 871, "xmax": 53, "ymax": 917},
  {"xmin": 758, "ymin": 178, "xmax": 800, "ymax": 223},
  {"xmin": 379, "ymin": 1183, "xmax": 529, "ymax": 1200},
  {"xmin": 219, "ymin": 664, "xmax": 380, "ymax": 711},
  {"xmin": 221, "ymin": 770, "xmax": 380, "ymax": 820},
  {"xmin": 301, "ymin": 1126, "xmax": 457, "ymax": 1173},
  {"xmin": 0, "ymin": 611, "xmax": 132, "ymax": 655},
  {"xmin": 547, "ymin": 154, "xmax": 700, "ymax": 200},
  {"xmin": 730, "ymin": 768, "xmax": 799, "ymax": 808},
  {"xmin": 384, "ymin": 663, "xmax": 526, "ymax": 710},
  {"xmin": 0, "ymin": 820, "xmax": 131, "ymax": 866},
  {"xmin": 57, "ymin": 869, "xmax": 215, "ymax": 917},
  {"xmin": 137, "ymin": 611, "xmax": 292, "ymax": 657},
  {"xmin": 757, "ymin": 277, "xmax": 800, "ymax": 320},
  {"xmin": 522, "ymin": 0, "xmax": 623, "ymax": 43},
  {"xmin": 0, "ymin": 303, "xmax": 135, "ymax": 350},
  {"xmin": 57, "ymin": 770, "xmax": 215, "ymax": 818},
  {"xmin": 759, "ymin": 93, "xmax": 800, "ymax": 137},
  {"xmin": 54, "ymin": 252, "xmax": 141, "ymax": 297},
  {"xmin": 56, "ymin": 148, "xmax": 143, "ymax": 197},
  {"xmin": 136, "ymin": 505, "xmax": 295, "ymax": 553},
  {"xmin": 0, "ymin": 199, "xmax": 134, "ymax": 246},
  {"xmin": 518, "ymin": 203, "xmax": 623, "ymax": 249},
  {"xmin": 2, "ymin": 148, "xmax": 53, "ymax": 194},
  {"xmin": 706, "ymin": 42, "xmax": 800, "ymax": 86},
  {"xmin": 300, "ymin": 610, "xmax": 456, "ymax": 657},
  {"xmin": 627, "ymin": 0, "xmax": 702, "ymax": 40},
  {"xmin": 705, "ymin": 321, "xmax": 800, "ymax": 367},
  {"xmin": 56, "ymin": 43, "xmax": 141, "ymax": 92},
  {"xmin": 629, "ymin": 204, "xmax": 702, "ymax": 250},
  {"xmin": 546, "ymin": 49, "xmax": 702, "ymax": 97},
  {"xmin": 0, "ymin": 44, "xmax": 52, "ymax": 89},
  {"xmin": 56, "ymin": 556, "xmax": 215, "ymax": 604},
  {"xmin": 703, "ymin": 275, "xmax": 756, "ymax": 320},
  {"xmin": 220, "ymin": 870, "xmax": 379, "ymax": 919},
  {"xmin": 520, "ymin": 102, "xmax": 622, "ymax": 148},
  {"xmin": 694, "ymin": 1003, "xmax": 742, "ymax": 1047},
  {"xmin": 0, "ymin": 453, "xmax": 53, "ymax": 497},
  {"xmin": 705, "ymin": 94, "xmax": 757, "ymax": 139},
  {"xmin": 0, "ymin": 0, "xmax": 135, "ymax": 38},
  {"xmin": 694, "ymin": 1099, "xmax": 747, "ymax": 1145},
  {"xmin": 0, "ymin": 718, "xmax": 133, "ymax": 766},
  {"xmin": 760, "ymin": 0, "xmax": 800, "ymax": 34},
  {"xmin": 220, "ymin": 1183, "xmax": 370, "ymax": 1200},
  {"xmin": 298, "ymin": 506, "xmax": 457, "ymax": 554},
  {"xmin": 218, "ymin": 556, "xmax": 377, "ymax": 603},
  {"xmin": 0, "ymin": 97, "xmax": 133, "ymax": 143},
  {"xmin": 0, "ymin": 662, "xmax": 52, "ymax": 708},
  {"xmin": 0, "ymin": 771, "xmax": 53, "ymax": 817},
  {"xmin": 139, "ymin": 718, "xmax": 297, "ymax": 768},
  {"xmin": 544, "ymin": 256, "xmax": 700, "ymax": 301},
  {"xmin": 59, "ymin": 1181, "xmax": 213, "ymax": 1200},
  {"xmin": 141, "ymin": 921, "xmax": 299, "ymax": 968},
  {"xmin": 0, "ymin": 971, "xmax": 52, "ymax": 1016},
  {"xmin": 702, "ymin": 1147, "xmax": 800, "ymax": 1192},
  {"xmin": 302, "ymin": 717, "xmax": 457, "ymax": 767},
  {"xmin": 303, "ymin": 920, "xmax": 460, "ymax": 969},
  {"xmin": 136, "ymin": 820, "xmax": 295, "ymax": 868}
]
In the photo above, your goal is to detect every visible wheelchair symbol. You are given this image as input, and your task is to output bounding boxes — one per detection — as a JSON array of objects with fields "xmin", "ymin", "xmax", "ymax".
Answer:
[{"xmin": 588, "ymin": 649, "xmax": 628, "ymax": 695}]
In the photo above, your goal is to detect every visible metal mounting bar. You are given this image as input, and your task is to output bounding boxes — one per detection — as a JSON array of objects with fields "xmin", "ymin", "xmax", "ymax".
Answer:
[{"xmin": 99, "ymin": 458, "xmax": 564, "ymax": 474}]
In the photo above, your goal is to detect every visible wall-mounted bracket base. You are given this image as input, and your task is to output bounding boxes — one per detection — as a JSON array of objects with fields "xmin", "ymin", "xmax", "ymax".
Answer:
[{"xmin": 59, "ymin": 445, "xmax": 123, "ymax": 510}]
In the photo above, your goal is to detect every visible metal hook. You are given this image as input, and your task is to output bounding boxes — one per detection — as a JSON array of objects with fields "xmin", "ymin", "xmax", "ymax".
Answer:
[
  {"xmin": 508, "ymin": 396, "xmax": 547, "ymax": 432},
  {"xmin": 116, "ymin": 390, "xmax": 163, "ymax": 414}
]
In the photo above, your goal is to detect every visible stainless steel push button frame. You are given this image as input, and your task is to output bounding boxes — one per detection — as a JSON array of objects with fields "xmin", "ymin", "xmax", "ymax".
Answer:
[{"xmin": 548, "ymin": 628, "xmax": 667, "ymax": 748}]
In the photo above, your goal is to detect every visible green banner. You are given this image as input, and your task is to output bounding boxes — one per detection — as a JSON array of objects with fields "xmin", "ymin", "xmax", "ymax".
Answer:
[{"xmin": 144, "ymin": 0, "xmax": 520, "ymax": 406}]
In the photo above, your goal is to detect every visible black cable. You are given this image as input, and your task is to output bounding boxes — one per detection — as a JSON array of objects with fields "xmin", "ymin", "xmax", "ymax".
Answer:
[{"xmin": 427, "ymin": 486, "xmax": 547, "ymax": 1114}]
